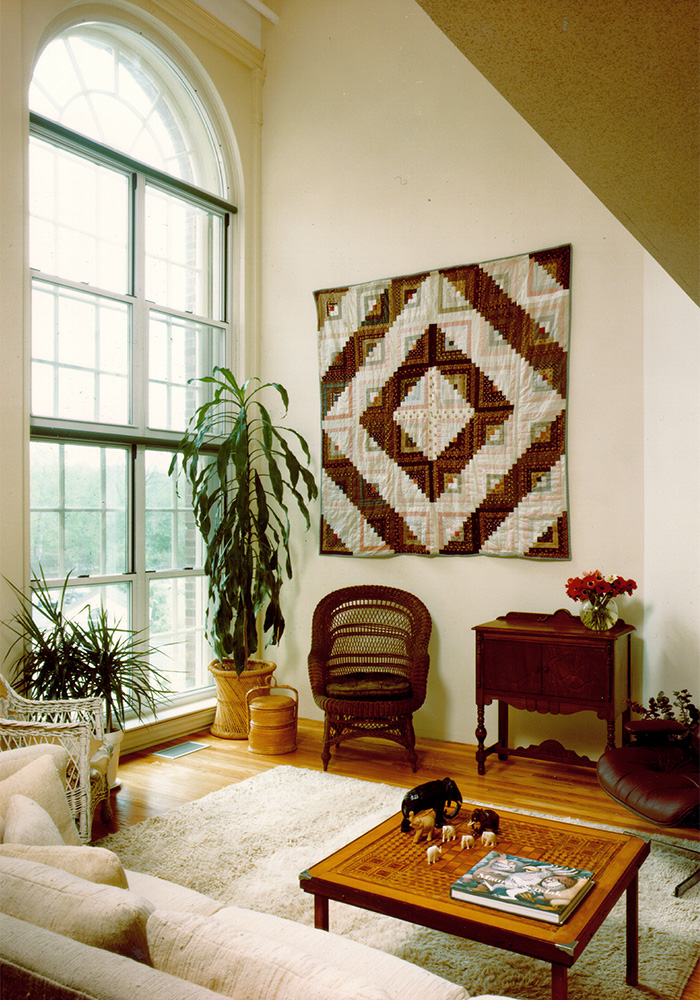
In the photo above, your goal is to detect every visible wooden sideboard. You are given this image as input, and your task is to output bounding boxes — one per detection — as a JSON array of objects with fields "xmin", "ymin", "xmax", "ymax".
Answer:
[{"xmin": 473, "ymin": 609, "xmax": 635, "ymax": 774}]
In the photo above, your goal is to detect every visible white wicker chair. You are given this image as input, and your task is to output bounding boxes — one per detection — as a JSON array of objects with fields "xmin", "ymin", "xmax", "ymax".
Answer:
[{"xmin": 0, "ymin": 676, "xmax": 112, "ymax": 842}]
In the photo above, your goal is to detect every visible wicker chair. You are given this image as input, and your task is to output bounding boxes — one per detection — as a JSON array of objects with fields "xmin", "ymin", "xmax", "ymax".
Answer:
[
  {"xmin": 308, "ymin": 586, "xmax": 432, "ymax": 772},
  {"xmin": 0, "ymin": 676, "xmax": 112, "ymax": 842}
]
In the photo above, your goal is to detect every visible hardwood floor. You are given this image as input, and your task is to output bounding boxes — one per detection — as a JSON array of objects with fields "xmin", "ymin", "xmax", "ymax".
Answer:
[{"xmin": 90, "ymin": 718, "xmax": 700, "ymax": 999}]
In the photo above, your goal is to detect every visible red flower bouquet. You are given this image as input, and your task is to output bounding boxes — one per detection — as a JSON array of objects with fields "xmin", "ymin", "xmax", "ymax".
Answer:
[{"xmin": 565, "ymin": 571, "xmax": 637, "ymax": 630}]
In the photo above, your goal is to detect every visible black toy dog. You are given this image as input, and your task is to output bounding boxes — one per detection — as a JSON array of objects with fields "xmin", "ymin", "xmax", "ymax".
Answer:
[{"xmin": 400, "ymin": 777, "xmax": 462, "ymax": 832}]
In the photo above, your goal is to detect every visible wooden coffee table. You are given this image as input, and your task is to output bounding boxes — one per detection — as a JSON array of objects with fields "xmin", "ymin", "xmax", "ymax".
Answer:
[{"xmin": 300, "ymin": 808, "xmax": 650, "ymax": 1000}]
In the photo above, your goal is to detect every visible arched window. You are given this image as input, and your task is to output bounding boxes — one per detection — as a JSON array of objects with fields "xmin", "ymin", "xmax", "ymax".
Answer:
[{"xmin": 28, "ymin": 22, "xmax": 235, "ymax": 704}]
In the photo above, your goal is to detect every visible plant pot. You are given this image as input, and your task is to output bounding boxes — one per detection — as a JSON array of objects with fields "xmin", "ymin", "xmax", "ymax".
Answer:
[
  {"xmin": 104, "ymin": 729, "xmax": 124, "ymax": 789},
  {"xmin": 209, "ymin": 659, "xmax": 276, "ymax": 739}
]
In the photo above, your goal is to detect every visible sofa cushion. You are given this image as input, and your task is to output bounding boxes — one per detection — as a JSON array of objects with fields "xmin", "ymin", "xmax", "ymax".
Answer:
[
  {"xmin": 4, "ymin": 794, "xmax": 65, "ymax": 845},
  {"xmin": 212, "ymin": 905, "xmax": 468, "ymax": 1000},
  {"xmin": 0, "ymin": 912, "xmax": 229, "ymax": 1000},
  {"xmin": 0, "ymin": 855, "xmax": 153, "ymax": 962},
  {"xmin": 215, "ymin": 905, "xmax": 469, "ymax": 1000},
  {"xmin": 126, "ymin": 869, "xmax": 224, "ymax": 915},
  {"xmin": 0, "ymin": 844, "xmax": 128, "ymax": 888},
  {"xmin": 0, "ymin": 743, "xmax": 69, "ymax": 781},
  {"xmin": 147, "ymin": 909, "xmax": 392, "ymax": 1000},
  {"xmin": 0, "ymin": 754, "xmax": 80, "ymax": 845}
]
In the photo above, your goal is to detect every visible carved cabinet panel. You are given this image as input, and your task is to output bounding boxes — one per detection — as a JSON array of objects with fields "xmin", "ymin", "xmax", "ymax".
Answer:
[{"xmin": 473, "ymin": 609, "xmax": 634, "ymax": 774}]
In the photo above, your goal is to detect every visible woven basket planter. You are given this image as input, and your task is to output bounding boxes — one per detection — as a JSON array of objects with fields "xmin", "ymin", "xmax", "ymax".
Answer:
[{"xmin": 209, "ymin": 659, "xmax": 276, "ymax": 739}]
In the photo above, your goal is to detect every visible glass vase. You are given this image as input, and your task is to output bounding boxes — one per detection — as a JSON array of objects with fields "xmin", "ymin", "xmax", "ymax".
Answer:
[{"xmin": 579, "ymin": 598, "xmax": 618, "ymax": 631}]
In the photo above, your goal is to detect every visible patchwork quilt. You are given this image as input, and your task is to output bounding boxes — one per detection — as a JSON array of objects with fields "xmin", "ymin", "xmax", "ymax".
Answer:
[{"xmin": 315, "ymin": 245, "xmax": 571, "ymax": 558}]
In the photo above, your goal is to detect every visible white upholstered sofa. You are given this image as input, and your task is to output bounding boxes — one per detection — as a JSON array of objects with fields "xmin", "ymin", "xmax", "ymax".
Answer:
[{"xmin": 0, "ymin": 744, "xmax": 516, "ymax": 1000}]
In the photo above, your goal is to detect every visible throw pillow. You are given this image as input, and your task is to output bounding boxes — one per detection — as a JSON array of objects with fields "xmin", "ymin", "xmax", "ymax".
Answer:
[
  {"xmin": 147, "ymin": 910, "xmax": 392, "ymax": 1000},
  {"xmin": 0, "ymin": 844, "xmax": 129, "ymax": 888},
  {"xmin": 0, "ymin": 754, "xmax": 80, "ymax": 845},
  {"xmin": 0, "ymin": 744, "xmax": 69, "ymax": 782},
  {"xmin": 0, "ymin": 855, "xmax": 153, "ymax": 962},
  {"xmin": 3, "ymin": 794, "xmax": 65, "ymax": 846}
]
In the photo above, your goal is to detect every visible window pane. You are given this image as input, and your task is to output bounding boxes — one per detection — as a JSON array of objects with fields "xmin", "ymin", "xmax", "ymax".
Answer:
[
  {"xmin": 145, "ymin": 451, "xmax": 205, "ymax": 571},
  {"xmin": 31, "ymin": 281, "xmax": 130, "ymax": 424},
  {"xmin": 30, "ymin": 441, "xmax": 128, "ymax": 578},
  {"xmin": 149, "ymin": 577, "xmax": 213, "ymax": 693},
  {"xmin": 145, "ymin": 185, "xmax": 224, "ymax": 320},
  {"xmin": 30, "ymin": 26, "xmax": 226, "ymax": 195},
  {"xmin": 148, "ymin": 311, "xmax": 224, "ymax": 431},
  {"xmin": 30, "ymin": 137, "xmax": 129, "ymax": 293},
  {"xmin": 52, "ymin": 581, "xmax": 131, "ymax": 633}
]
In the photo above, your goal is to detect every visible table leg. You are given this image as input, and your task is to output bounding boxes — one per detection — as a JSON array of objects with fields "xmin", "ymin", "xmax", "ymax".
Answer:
[
  {"xmin": 314, "ymin": 895, "xmax": 329, "ymax": 931},
  {"xmin": 626, "ymin": 874, "xmax": 639, "ymax": 986},
  {"xmin": 475, "ymin": 704, "xmax": 486, "ymax": 775},
  {"xmin": 551, "ymin": 963, "xmax": 568, "ymax": 1000}
]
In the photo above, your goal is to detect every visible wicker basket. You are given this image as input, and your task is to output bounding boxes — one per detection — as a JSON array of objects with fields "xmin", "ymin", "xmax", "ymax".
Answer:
[
  {"xmin": 209, "ymin": 659, "xmax": 276, "ymax": 739},
  {"xmin": 246, "ymin": 681, "xmax": 298, "ymax": 755}
]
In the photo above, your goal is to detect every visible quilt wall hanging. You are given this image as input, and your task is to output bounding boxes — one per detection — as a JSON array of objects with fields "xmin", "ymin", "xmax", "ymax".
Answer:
[{"xmin": 315, "ymin": 244, "xmax": 571, "ymax": 559}]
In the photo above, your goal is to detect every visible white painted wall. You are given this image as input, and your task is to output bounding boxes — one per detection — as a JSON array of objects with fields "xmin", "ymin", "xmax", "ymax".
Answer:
[
  {"xmin": 642, "ymin": 256, "xmax": 700, "ymax": 700},
  {"xmin": 259, "ymin": 0, "xmax": 697, "ymax": 756}
]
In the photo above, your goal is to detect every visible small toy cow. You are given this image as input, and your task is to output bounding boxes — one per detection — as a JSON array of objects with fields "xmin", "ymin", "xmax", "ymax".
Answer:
[{"xmin": 426, "ymin": 845, "xmax": 442, "ymax": 865}]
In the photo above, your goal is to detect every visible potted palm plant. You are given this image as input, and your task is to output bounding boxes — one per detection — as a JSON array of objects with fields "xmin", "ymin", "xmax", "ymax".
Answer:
[
  {"xmin": 170, "ymin": 367, "xmax": 318, "ymax": 738},
  {"xmin": 3, "ymin": 569, "xmax": 171, "ymax": 782}
]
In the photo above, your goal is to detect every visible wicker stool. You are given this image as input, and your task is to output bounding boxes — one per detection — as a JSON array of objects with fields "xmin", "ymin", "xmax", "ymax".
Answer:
[{"xmin": 246, "ymin": 682, "xmax": 298, "ymax": 755}]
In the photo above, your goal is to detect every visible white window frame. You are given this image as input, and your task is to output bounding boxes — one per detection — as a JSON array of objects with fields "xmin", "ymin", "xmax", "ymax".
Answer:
[{"xmin": 29, "ymin": 111, "xmax": 237, "ymax": 712}]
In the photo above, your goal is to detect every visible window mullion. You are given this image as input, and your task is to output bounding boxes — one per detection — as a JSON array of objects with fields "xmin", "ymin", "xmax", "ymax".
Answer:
[
  {"xmin": 131, "ymin": 444, "xmax": 148, "ymax": 638},
  {"xmin": 132, "ymin": 173, "xmax": 147, "ymax": 434}
]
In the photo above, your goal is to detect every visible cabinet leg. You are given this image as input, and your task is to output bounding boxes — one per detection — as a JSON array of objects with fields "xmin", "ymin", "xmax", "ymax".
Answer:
[
  {"xmin": 498, "ymin": 700, "xmax": 509, "ymax": 760},
  {"xmin": 475, "ymin": 704, "xmax": 487, "ymax": 775},
  {"xmin": 606, "ymin": 719, "xmax": 616, "ymax": 751}
]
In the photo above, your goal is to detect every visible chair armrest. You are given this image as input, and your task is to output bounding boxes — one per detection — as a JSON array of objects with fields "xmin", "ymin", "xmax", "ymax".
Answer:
[
  {"xmin": 6, "ymin": 689, "xmax": 105, "ymax": 742},
  {"xmin": 307, "ymin": 653, "xmax": 328, "ymax": 697}
]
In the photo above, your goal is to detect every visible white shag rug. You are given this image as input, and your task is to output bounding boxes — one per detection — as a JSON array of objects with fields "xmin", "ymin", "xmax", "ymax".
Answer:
[{"xmin": 96, "ymin": 765, "xmax": 699, "ymax": 1000}]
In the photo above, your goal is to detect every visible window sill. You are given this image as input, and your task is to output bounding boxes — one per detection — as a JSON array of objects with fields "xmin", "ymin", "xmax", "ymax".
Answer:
[{"xmin": 121, "ymin": 696, "xmax": 216, "ymax": 754}]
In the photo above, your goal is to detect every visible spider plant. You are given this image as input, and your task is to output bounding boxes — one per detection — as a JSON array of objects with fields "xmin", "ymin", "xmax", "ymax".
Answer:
[{"xmin": 2, "ymin": 569, "xmax": 170, "ymax": 731}]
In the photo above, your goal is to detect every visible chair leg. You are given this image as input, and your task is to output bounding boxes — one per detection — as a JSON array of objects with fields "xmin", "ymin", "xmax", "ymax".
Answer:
[
  {"xmin": 101, "ymin": 794, "xmax": 113, "ymax": 824},
  {"xmin": 675, "ymin": 866, "xmax": 700, "ymax": 897},
  {"xmin": 402, "ymin": 716, "xmax": 418, "ymax": 772},
  {"xmin": 659, "ymin": 841, "xmax": 700, "ymax": 897},
  {"xmin": 321, "ymin": 717, "xmax": 332, "ymax": 771}
]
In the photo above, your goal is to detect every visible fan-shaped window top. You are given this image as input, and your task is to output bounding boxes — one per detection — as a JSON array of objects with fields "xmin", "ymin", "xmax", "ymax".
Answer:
[{"xmin": 30, "ymin": 23, "xmax": 225, "ymax": 196}]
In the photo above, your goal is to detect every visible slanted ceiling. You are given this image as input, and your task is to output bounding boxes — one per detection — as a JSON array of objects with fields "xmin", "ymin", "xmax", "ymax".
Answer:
[{"xmin": 416, "ymin": 0, "xmax": 699, "ymax": 305}]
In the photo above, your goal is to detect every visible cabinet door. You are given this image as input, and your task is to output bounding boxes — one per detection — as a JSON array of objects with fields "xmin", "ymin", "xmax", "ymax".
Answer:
[
  {"xmin": 542, "ymin": 644, "xmax": 608, "ymax": 701},
  {"xmin": 482, "ymin": 639, "xmax": 541, "ymax": 694}
]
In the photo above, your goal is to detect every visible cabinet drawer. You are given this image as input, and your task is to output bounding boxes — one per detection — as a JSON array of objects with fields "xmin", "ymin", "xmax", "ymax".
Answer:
[
  {"xmin": 482, "ymin": 639, "xmax": 541, "ymax": 694},
  {"xmin": 542, "ymin": 644, "xmax": 608, "ymax": 701}
]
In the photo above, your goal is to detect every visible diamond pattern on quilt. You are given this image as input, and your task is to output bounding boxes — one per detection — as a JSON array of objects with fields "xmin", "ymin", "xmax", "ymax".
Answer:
[{"xmin": 315, "ymin": 245, "xmax": 571, "ymax": 558}]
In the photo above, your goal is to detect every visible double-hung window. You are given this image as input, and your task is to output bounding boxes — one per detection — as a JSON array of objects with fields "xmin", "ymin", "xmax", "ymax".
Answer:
[{"xmin": 28, "ymin": 24, "xmax": 235, "ymax": 706}]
